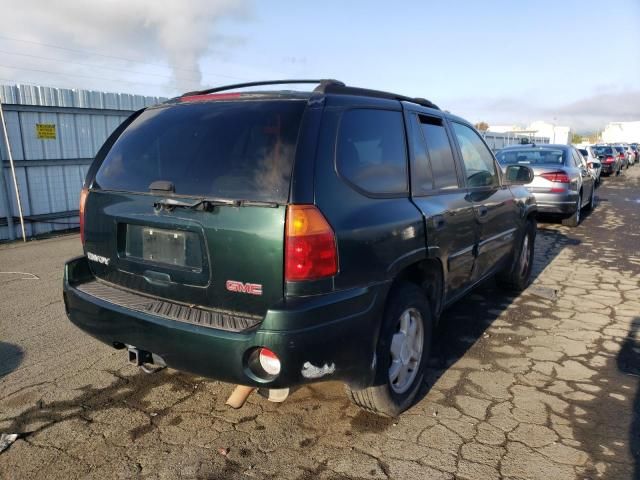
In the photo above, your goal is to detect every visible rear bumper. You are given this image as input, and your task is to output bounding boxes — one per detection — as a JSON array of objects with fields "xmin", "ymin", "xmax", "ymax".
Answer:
[
  {"xmin": 531, "ymin": 192, "xmax": 578, "ymax": 215},
  {"xmin": 63, "ymin": 256, "xmax": 385, "ymax": 389},
  {"xmin": 601, "ymin": 163, "xmax": 616, "ymax": 174}
]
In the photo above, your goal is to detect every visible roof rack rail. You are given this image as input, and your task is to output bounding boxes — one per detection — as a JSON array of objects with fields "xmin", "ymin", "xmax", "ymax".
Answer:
[
  {"xmin": 318, "ymin": 83, "xmax": 440, "ymax": 110},
  {"xmin": 179, "ymin": 79, "xmax": 439, "ymax": 110},
  {"xmin": 181, "ymin": 79, "xmax": 345, "ymax": 97}
]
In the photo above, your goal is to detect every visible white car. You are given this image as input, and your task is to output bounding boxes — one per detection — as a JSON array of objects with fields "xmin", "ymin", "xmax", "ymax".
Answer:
[
  {"xmin": 626, "ymin": 145, "xmax": 637, "ymax": 166},
  {"xmin": 578, "ymin": 147, "xmax": 602, "ymax": 184}
]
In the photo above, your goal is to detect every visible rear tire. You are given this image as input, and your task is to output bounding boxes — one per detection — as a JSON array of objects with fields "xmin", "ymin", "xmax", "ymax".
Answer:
[
  {"xmin": 586, "ymin": 186, "xmax": 595, "ymax": 211},
  {"xmin": 497, "ymin": 219, "xmax": 536, "ymax": 291},
  {"xmin": 562, "ymin": 192, "xmax": 581, "ymax": 227},
  {"xmin": 345, "ymin": 283, "xmax": 432, "ymax": 417}
]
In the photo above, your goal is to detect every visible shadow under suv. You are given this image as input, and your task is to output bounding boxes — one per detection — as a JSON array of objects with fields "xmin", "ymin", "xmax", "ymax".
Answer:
[{"xmin": 63, "ymin": 80, "xmax": 537, "ymax": 416}]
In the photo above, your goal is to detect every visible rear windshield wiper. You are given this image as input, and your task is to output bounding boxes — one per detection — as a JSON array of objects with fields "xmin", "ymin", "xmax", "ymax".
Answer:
[
  {"xmin": 153, "ymin": 197, "xmax": 278, "ymax": 211},
  {"xmin": 154, "ymin": 197, "xmax": 235, "ymax": 211}
]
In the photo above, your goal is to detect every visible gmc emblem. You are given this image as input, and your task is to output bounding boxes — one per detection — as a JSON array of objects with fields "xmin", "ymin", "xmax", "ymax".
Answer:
[{"xmin": 226, "ymin": 280, "xmax": 263, "ymax": 296}]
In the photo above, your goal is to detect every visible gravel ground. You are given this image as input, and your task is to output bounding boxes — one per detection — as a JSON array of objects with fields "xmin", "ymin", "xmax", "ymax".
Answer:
[{"xmin": 1, "ymin": 167, "xmax": 639, "ymax": 480}]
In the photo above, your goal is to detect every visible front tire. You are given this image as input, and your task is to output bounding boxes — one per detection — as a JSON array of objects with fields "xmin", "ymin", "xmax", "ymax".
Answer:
[
  {"xmin": 497, "ymin": 219, "xmax": 536, "ymax": 291},
  {"xmin": 345, "ymin": 283, "xmax": 432, "ymax": 417}
]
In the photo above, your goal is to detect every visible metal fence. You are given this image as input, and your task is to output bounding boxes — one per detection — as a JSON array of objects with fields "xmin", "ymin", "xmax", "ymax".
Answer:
[
  {"xmin": 481, "ymin": 131, "xmax": 549, "ymax": 151},
  {"xmin": 0, "ymin": 84, "xmax": 165, "ymax": 241}
]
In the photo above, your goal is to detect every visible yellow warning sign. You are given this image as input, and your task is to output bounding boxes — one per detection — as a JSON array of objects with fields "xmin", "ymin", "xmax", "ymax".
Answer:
[{"xmin": 36, "ymin": 123, "xmax": 56, "ymax": 140}]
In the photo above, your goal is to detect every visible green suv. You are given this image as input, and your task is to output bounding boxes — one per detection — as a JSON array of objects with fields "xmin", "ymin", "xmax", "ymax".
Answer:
[{"xmin": 63, "ymin": 80, "xmax": 537, "ymax": 416}]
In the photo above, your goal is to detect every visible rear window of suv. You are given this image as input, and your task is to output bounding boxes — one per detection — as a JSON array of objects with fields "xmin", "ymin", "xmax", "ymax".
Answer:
[{"xmin": 95, "ymin": 100, "xmax": 306, "ymax": 203}]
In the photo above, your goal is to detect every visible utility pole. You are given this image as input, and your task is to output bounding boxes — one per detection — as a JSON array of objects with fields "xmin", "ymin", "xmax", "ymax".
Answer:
[{"xmin": 0, "ymin": 98, "xmax": 27, "ymax": 242}]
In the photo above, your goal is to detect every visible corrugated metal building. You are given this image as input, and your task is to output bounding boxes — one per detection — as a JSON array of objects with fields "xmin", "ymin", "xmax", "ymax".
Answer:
[{"xmin": 0, "ymin": 84, "xmax": 165, "ymax": 241}]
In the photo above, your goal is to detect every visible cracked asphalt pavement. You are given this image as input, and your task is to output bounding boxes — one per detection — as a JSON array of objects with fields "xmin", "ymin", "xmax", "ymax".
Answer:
[{"xmin": 1, "ymin": 168, "xmax": 639, "ymax": 480}]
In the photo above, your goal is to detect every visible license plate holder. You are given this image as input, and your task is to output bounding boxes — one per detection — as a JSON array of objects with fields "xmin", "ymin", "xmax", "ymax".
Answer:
[{"xmin": 141, "ymin": 227, "xmax": 187, "ymax": 267}]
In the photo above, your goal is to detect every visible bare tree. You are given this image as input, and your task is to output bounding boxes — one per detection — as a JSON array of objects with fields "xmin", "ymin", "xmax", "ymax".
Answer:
[{"xmin": 475, "ymin": 121, "xmax": 489, "ymax": 132}]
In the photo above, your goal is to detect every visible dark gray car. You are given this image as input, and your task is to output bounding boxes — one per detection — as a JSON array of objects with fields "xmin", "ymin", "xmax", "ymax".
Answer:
[
  {"xmin": 496, "ymin": 144, "xmax": 596, "ymax": 227},
  {"xmin": 593, "ymin": 145, "xmax": 622, "ymax": 175}
]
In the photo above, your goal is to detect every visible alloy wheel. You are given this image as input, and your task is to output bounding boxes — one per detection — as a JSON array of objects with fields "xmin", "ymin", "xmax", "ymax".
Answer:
[
  {"xmin": 389, "ymin": 308, "xmax": 424, "ymax": 394},
  {"xmin": 519, "ymin": 233, "xmax": 530, "ymax": 277}
]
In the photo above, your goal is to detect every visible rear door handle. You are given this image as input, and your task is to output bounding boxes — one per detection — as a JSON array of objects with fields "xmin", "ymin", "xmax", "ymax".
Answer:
[{"xmin": 476, "ymin": 206, "xmax": 488, "ymax": 218}]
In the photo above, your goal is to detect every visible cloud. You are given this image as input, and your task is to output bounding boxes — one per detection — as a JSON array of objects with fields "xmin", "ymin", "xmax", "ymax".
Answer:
[
  {"xmin": 447, "ymin": 89, "xmax": 640, "ymax": 133},
  {"xmin": 0, "ymin": 0, "xmax": 250, "ymax": 92}
]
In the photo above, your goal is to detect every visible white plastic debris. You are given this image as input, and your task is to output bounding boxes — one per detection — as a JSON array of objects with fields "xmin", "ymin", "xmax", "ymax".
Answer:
[
  {"xmin": 525, "ymin": 285, "xmax": 558, "ymax": 301},
  {"xmin": 0, "ymin": 434, "xmax": 18, "ymax": 453},
  {"xmin": 301, "ymin": 362, "xmax": 335, "ymax": 379}
]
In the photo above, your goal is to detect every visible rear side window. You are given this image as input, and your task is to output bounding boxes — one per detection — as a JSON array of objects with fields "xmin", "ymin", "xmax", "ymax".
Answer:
[
  {"xmin": 571, "ymin": 149, "xmax": 584, "ymax": 167},
  {"xmin": 418, "ymin": 116, "xmax": 459, "ymax": 190},
  {"xmin": 451, "ymin": 123, "xmax": 499, "ymax": 188},
  {"xmin": 336, "ymin": 109, "xmax": 407, "ymax": 195},
  {"xmin": 95, "ymin": 100, "xmax": 306, "ymax": 203},
  {"xmin": 408, "ymin": 115, "xmax": 433, "ymax": 193}
]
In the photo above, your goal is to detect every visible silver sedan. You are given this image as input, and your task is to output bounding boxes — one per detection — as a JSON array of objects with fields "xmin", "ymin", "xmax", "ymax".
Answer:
[{"xmin": 496, "ymin": 144, "xmax": 596, "ymax": 227}]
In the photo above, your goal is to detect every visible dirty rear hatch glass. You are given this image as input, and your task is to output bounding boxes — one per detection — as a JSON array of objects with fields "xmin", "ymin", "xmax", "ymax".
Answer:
[
  {"xmin": 85, "ymin": 99, "xmax": 306, "ymax": 318},
  {"xmin": 95, "ymin": 100, "xmax": 305, "ymax": 202}
]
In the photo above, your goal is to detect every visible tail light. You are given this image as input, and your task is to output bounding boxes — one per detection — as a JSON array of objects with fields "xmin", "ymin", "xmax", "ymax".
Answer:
[
  {"xmin": 540, "ymin": 172, "xmax": 570, "ymax": 193},
  {"xmin": 79, "ymin": 187, "xmax": 88, "ymax": 244},
  {"xmin": 285, "ymin": 205, "xmax": 338, "ymax": 281},
  {"xmin": 604, "ymin": 156, "xmax": 614, "ymax": 163},
  {"xmin": 540, "ymin": 172, "xmax": 570, "ymax": 183}
]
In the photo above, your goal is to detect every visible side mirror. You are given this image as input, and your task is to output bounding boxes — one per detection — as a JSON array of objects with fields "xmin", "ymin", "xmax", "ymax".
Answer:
[{"xmin": 505, "ymin": 165, "xmax": 534, "ymax": 185}]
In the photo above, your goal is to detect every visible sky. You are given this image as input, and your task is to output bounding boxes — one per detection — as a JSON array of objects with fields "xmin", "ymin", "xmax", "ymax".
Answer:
[{"xmin": 0, "ymin": 0, "xmax": 638, "ymax": 132}]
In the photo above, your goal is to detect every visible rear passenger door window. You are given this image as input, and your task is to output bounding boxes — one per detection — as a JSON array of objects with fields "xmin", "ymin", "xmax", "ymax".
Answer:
[
  {"xmin": 451, "ymin": 122, "xmax": 500, "ymax": 188},
  {"xmin": 410, "ymin": 114, "xmax": 459, "ymax": 194},
  {"xmin": 336, "ymin": 109, "xmax": 408, "ymax": 195}
]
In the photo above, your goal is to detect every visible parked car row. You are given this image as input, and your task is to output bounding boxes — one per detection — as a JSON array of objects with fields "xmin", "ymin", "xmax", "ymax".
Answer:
[
  {"xmin": 587, "ymin": 143, "xmax": 639, "ymax": 177},
  {"xmin": 62, "ymin": 79, "xmax": 630, "ymax": 417}
]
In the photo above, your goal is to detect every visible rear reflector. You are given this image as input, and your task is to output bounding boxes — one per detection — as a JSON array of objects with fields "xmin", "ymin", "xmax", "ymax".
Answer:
[
  {"xmin": 540, "ymin": 171, "xmax": 570, "ymax": 183},
  {"xmin": 79, "ymin": 187, "xmax": 88, "ymax": 244},
  {"xmin": 258, "ymin": 348, "xmax": 281, "ymax": 376},
  {"xmin": 285, "ymin": 205, "xmax": 338, "ymax": 281}
]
